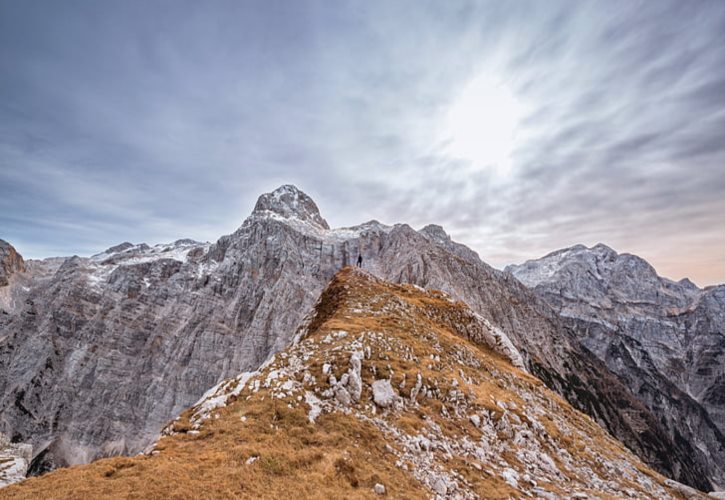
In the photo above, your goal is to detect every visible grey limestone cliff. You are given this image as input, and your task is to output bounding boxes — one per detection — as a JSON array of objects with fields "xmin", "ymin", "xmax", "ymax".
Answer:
[{"xmin": 507, "ymin": 243, "xmax": 725, "ymax": 490}]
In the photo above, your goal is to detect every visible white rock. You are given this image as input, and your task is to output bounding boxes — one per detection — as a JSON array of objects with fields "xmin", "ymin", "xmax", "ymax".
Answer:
[
  {"xmin": 305, "ymin": 391, "xmax": 323, "ymax": 423},
  {"xmin": 335, "ymin": 386, "xmax": 352, "ymax": 406},
  {"xmin": 372, "ymin": 379, "xmax": 398, "ymax": 408},
  {"xmin": 280, "ymin": 380, "xmax": 296, "ymax": 392},
  {"xmin": 347, "ymin": 352, "xmax": 364, "ymax": 402},
  {"xmin": 501, "ymin": 468, "xmax": 519, "ymax": 489},
  {"xmin": 432, "ymin": 478, "xmax": 448, "ymax": 495},
  {"xmin": 373, "ymin": 483, "xmax": 386, "ymax": 495},
  {"xmin": 410, "ymin": 373, "xmax": 423, "ymax": 401},
  {"xmin": 469, "ymin": 414, "xmax": 481, "ymax": 427},
  {"xmin": 417, "ymin": 436, "xmax": 432, "ymax": 451},
  {"xmin": 246, "ymin": 455, "xmax": 259, "ymax": 465}
]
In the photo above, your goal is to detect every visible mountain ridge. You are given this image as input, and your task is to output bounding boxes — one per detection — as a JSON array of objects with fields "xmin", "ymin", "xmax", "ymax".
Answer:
[
  {"xmin": 2, "ymin": 268, "xmax": 700, "ymax": 499},
  {"xmin": 0, "ymin": 185, "xmax": 716, "ymax": 491}
]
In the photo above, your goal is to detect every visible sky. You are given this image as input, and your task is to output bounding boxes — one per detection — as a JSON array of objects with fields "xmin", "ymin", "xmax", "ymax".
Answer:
[{"xmin": 1, "ymin": 1, "xmax": 725, "ymax": 286}]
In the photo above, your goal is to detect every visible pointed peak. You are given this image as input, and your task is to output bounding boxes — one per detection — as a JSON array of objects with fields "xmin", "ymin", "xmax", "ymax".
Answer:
[
  {"xmin": 419, "ymin": 224, "xmax": 450, "ymax": 241},
  {"xmin": 252, "ymin": 185, "xmax": 329, "ymax": 230},
  {"xmin": 678, "ymin": 277, "xmax": 699, "ymax": 290},
  {"xmin": 104, "ymin": 242, "xmax": 135, "ymax": 254},
  {"xmin": 591, "ymin": 243, "xmax": 617, "ymax": 256}
]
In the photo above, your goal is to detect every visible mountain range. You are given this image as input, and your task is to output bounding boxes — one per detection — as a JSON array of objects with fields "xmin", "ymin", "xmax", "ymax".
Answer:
[
  {"xmin": 0, "ymin": 185, "xmax": 722, "ymax": 494},
  {"xmin": 1, "ymin": 268, "xmax": 706, "ymax": 499}
]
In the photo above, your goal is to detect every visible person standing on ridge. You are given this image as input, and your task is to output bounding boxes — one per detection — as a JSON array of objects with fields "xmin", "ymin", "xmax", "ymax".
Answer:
[{"xmin": 356, "ymin": 253, "xmax": 363, "ymax": 268}]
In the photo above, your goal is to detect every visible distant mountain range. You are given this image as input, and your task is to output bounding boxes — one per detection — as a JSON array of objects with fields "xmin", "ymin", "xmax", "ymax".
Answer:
[{"xmin": 1, "ymin": 185, "xmax": 722, "ymax": 493}]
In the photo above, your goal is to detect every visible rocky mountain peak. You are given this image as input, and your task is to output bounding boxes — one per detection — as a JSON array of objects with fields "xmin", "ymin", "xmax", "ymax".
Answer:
[
  {"xmin": 678, "ymin": 277, "xmax": 698, "ymax": 290},
  {"xmin": 591, "ymin": 242, "xmax": 617, "ymax": 256},
  {"xmin": 506, "ymin": 243, "xmax": 660, "ymax": 289},
  {"xmin": 103, "ymin": 242, "xmax": 134, "ymax": 254},
  {"xmin": 419, "ymin": 224, "xmax": 450, "ymax": 241},
  {"xmin": 418, "ymin": 224, "xmax": 481, "ymax": 263},
  {"xmin": 252, "ymin": 184, "xmax": 330, "ymax": 230}
]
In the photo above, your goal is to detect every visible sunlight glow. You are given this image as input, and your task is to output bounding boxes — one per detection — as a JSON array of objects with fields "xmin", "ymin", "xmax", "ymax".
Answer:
[{"xmin": 443, "ymin": 75, "xmax": 524, "ymax": 175}]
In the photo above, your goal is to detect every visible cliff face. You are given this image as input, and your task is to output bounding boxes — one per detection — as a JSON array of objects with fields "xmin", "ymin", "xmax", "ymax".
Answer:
[
  {"xmin": 508, "ymin": 243, "xmax": 725, "ymax": 489},
  {"xmin": 2, "ymin": 268, "xmax": 695, "ymax": 499},
  {"xmin": 0, "ymin": 240, "xmax": 25, "ymax": 287},
  {"xmin": 0, "ymin": 186, "xmax": 712, "ymax": 490}
]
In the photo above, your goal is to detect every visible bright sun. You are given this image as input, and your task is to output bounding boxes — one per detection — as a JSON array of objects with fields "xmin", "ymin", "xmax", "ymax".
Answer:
[{"xmin": 443, "ymin": 75, "xmax": 524, "ymax": 175}]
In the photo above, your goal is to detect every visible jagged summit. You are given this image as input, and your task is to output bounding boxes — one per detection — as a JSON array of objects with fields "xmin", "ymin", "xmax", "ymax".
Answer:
[
  {"xmin": 2, "ymin": 268, "xmax": 689, "ymax": 499},
  {"xmin": 252, "ymin": 184, "xmax": 330, "ymax": 230},
  {"xmin": 419, "ymin": 223, "xmax": 449, "ymax": 240},
  {"xmin": 419, "ymin": 224, "xmax": 481, "ymax": 263},
  {"xmin": 102, "ymin": 242, "xmax": 134, "ymax": 254},
  {"xmin": 531, "ymin": 243, "xmax": 615, "ymax": 264},
  {"xmin": 591, "ymin": 242, "xmax": 616, "ymax": 255},
  {"xmin": 506, "ymin": 242, "xmax": 675, "ymax": 291}
]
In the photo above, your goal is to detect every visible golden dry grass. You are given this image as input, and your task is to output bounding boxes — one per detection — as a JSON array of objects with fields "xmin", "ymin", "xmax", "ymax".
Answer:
[{"xmin": 6, "ymin": 398, "xmax": 427, "ymax": 499}]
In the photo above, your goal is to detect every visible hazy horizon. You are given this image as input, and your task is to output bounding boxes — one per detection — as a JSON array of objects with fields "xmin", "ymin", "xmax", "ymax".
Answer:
[{"xmin": 2, "ymin": 1, "xmax": 725, "ymax": 286}]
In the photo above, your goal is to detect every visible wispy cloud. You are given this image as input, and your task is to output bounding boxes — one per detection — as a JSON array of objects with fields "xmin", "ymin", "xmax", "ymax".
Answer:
[{"xmin": 1, "ymin": 0, "xmax": 724, "ymax": 285}]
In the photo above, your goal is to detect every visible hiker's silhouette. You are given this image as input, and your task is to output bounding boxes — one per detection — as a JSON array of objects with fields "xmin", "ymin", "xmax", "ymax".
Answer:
[{"xmin": 356, "ymin": 254, "xmax": 363, "ymax": 268}]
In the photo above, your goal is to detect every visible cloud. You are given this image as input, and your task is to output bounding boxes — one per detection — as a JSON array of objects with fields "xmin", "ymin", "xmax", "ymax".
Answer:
[{"xmin": 1, "ymin": 0, "xmax": 724, "ymax": 285}]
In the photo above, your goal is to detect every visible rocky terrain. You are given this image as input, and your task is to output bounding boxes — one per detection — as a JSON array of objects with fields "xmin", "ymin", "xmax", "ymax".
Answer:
[
  {"xmin": 0, "ymin": 185, "xmax": 714, "ymax": 491},
  {"xmin": 2, "ymin": 268, "xmax": 702, "ymax": 499},
  {"xmin": 0, "ymin": 432, "xmax": 31, "ymax": 488},
  {"xmin": 507, "ymin": 244, "xmax": 725, "ymax": 490},
  {"xmin": 0, "ymin": 240, "xmax": 25, "ymax": 288}
]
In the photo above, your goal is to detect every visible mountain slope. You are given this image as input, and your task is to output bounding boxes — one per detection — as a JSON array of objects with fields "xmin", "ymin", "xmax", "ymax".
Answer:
[
  {"xmin": 507, "ymin": 244, "xmax": 725, "ymax": 489},
  {"xmin": 2, "ymin": 268, "xmax": 697, "ymax": 499},
  {"xmin": 0, "ymin": 186, "xmax": 711, "ymax": 490}
]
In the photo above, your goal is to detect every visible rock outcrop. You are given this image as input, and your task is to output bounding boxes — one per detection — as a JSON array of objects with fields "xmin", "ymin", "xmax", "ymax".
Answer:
[
  {"xmin": 507, "ymin": 243, "xmax": 725, "ymax": 490},
  {"xmin": 0, "ymin": 432, "xmax": 31, "ymax": 488},
  {"xmin": 0, "ymin": 240, "xmax": 25, "ymax": 288},
  {"xmin": 2, "ymin": 268, "xmax": 699, "ymax": 498},
  {"xmin": 0, "ymin": 186, "xmax": 712, "ymax": 490}
]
